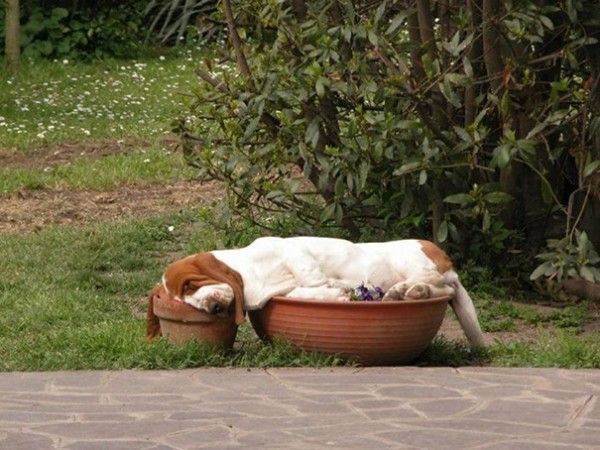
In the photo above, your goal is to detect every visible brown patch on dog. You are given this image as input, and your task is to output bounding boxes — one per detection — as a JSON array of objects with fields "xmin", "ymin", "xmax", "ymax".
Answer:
[
  {"xmin": 163, "ymin": 252, "xmax": 246, "ymax": 326},
  {"xmin": 418, "ymin": 240, "xmax": 453, "ymax": 273}
]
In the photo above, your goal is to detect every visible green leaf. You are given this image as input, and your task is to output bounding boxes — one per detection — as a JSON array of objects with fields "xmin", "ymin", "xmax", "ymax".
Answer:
[
  {"xmin": 530, "ymin": 261, "xmax": 553, "ymax": 280},
  {"xmin": 439, "ymin": 78, "xmax": 462, "ymax": 108},
  {"xmin": 453, "ymin": 126, "xmax": 473, "ymax": 144},
  {"xmin": 443, "ymin": 193, "xmax": 474, "ymax": 206},
  {"xmin": 463, "ymin": 56, "xmax": 473, "ymax": 77},
  {"xmin": 579, "ymin": 266, "xmax": 596, "ymax": 282},
  {"xmin": 305, "ymin": 118, "xmax": 321, "ymax": 148},
  {"xmin": 437, "ymin": 220, "xmax": 448, "ymax": 243},
  {"xmin": 393, "ymin": 161, "xmax": 421, "ymax": 176},
  {"xmin": 418, "ymin": 169, "xmax": 427, "ymax": 185},
  {"xmin": 526, "ymin": 122, "xmax": 548, "ymax": 140},
  {"xmin": 359, "ymin": 162, "xmax": 369, "ymax": 190},
  {"xmin": 243, "ymin": 116, "xmax": 261, "ymax": 138},
  {"xmin": 374, "ymin": 1, "xmax": 387, "ymax": 23},
  {"xmin": 483, "ymin": 192, "xmax": 513, "ymax": 204},
  {"xmin": 52, "ymin": 7, "xmax": 69, "ymax": 19},
  {"xmin": 386, "ymin": 11, "xmax": 411, "ymax": 35},
  {"xmin": 482, "ymin": 209, "xmax": 491, "ymax": 232},
  {"xmin": 368, "ymin": 30, "xmax": 378, "ymax": 47},
  {"xmin": 583, "ymin": 161, "xmax": 600, "ymax": 178},
  {"xmin": 492, "ymin": 144, "xmax": 512, "ymax": 169},
  {"xmin": 320, "ymin": 203, "xmax": 336, "ymax": 222},
  {"xmin": 334, "ymin": 177, "xmax": 345, "ymax": 198},
  {"xmin": 539, "ymin": 15, "xmax": 554, "ymax": 30},
  {"xmin": 316, "ymin": 78, "xmax": 325, "ymax": 98}
]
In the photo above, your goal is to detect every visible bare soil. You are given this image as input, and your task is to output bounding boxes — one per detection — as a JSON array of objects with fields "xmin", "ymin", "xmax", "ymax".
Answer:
[
  {"xmin": 2, "ymin": 141, "xmax": 598, "ymax": 345},
  {"xmin": 0, "ymin": 140, "xmax": 222, "ymax": 234}
]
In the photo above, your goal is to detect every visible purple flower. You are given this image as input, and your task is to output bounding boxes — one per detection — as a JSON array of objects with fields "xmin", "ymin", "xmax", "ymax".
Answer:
[{"xmin": 350, "ymin": 283, "xmax": 385, "ymax": 301}]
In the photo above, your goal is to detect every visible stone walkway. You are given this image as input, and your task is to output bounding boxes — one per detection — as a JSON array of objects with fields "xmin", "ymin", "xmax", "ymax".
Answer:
[{"xmin": 0, "ymin": 367, "xmax": 599, "ymax": 449}]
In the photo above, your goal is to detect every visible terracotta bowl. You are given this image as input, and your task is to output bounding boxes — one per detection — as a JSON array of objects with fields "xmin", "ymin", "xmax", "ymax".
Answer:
[
  {"xmin": 152, "ymin": 292, "xmax": 238, "ymax": 349},
  {"xmin": 249, "ymin": 295, "xmax": 451, "ymax": 365}
]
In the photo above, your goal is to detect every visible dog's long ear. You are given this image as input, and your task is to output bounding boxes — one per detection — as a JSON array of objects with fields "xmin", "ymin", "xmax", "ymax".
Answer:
[
  {"xmin": 146, "ymin": 283, "xmax": 164, "ymax": 342},
  {"xmin": 163, "ymin": 252, "xmax": 246, "ymax": 326},
  {"xmin": 189, "ymin": 253, "xmax": 246, "ymax": 326}
]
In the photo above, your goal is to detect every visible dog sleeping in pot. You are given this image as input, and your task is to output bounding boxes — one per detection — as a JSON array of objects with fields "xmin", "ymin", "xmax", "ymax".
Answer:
[{"xmin": 146, "ymin": 236, "xmax": 486, "ymax": 349}]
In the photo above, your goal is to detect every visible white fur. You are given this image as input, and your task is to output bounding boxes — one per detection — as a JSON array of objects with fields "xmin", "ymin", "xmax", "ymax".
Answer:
[
  {"xmin": 169, "ymin": 237, "xmax": 486, "ymax": 348},
  {"xmin": 183, "ymin": 283, "xmax": 234, "ymax": 311}
]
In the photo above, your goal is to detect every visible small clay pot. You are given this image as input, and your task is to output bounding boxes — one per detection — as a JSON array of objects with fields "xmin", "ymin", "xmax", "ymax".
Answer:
[
  {"xmin": 153, "ymin": 292, "xmax": 238, "ymax": 349},
  {"xmin": 249, "ymin": 295, "xmax": 450, "ymax": 365}
]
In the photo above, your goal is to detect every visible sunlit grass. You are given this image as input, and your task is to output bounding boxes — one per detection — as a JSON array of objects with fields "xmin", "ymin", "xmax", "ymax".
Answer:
[
  {"xmin": 0, "ymin": 147, "xmax": 196, "ymax": 194},
  {"xmin": 0, "ymin": 50, "xmax": 200, "ymax": 149},
  {"xmin": 0, "ymin": 212, "xmax": 347, "ymax": 371}
]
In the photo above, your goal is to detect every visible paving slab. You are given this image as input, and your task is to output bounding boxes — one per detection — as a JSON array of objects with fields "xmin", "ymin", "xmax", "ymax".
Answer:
[{"xmin": 0, "ymin": 367, "xmax": 598, "ymax": 449}]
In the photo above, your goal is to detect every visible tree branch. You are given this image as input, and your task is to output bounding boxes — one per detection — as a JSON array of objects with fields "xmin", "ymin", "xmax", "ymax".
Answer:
[{"xmin": 222, "ymin": 0, "xmax": 252, "ymax": 77}]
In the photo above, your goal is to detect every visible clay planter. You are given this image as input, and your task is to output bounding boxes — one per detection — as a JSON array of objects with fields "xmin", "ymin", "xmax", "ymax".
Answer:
[
  {"xmin": 152, "ymin": 292, "xmax": 238, "ymax": 349},
  {"xmin": 249, "ymin": 295, "xmax": 451, "ymax": 365}
]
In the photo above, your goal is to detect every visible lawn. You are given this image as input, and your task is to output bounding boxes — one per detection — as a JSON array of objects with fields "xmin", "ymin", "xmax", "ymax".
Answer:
[{"xmin": 1, "ymin": 49, "xmax": 599, "ymax": 371}]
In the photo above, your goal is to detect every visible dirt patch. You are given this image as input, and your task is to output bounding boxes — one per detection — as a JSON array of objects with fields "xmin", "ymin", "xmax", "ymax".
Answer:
[
  {"xmin": 437, "ymin": 315, "xmax": 545, "ymax": 346},
  {"xmin": 1, "ymin": 138, "xmax": 217, "ymax": 234},
  {"xmin": 0, "ymin": 139, "xmax": 157, "ymax": 170},
  {"xmin": 0, "ymin": 180, "xmax": 223, "ymax": 234}
]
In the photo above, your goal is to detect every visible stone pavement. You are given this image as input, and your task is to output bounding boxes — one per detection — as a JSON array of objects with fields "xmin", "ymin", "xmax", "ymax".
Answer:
[{"xmin": 0, "ymin": 367, "xmax": 599, "ymax": 449}]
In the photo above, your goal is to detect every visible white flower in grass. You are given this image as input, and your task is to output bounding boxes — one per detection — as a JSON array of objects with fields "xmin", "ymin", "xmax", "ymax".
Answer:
[{"xmin": 168, "ymin": 226, "xmax": 175, "ymax": 232}]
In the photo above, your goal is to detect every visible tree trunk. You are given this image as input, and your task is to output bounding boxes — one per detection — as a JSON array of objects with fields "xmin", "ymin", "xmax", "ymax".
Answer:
[{"xmin": 5, "ymin": 0, "xmax": 20, "ymax": 73}]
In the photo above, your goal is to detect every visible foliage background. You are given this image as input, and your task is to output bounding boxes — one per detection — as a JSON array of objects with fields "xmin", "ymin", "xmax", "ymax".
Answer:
[
  {"xmin": 3, "ymin": 0, "xmax": 600, "ymax": 287},
  {"xmin": 175, "ymin": 0, "xmax": 600, "ymax": 285}
]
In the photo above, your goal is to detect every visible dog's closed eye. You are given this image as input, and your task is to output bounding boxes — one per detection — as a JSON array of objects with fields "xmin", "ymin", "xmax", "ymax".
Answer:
[{"xmin": 183, "ymin": 282, "xmax": 195, "ymax": 295}]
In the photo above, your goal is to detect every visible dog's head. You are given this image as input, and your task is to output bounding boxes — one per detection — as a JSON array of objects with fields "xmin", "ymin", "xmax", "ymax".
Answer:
[
  {"xmin": 162, "ymin": 252, "xmax": 245, "ymax": 322},
  {"xmin": 146, "ymin": 252, "xmax": 246, "ymax": 342}
]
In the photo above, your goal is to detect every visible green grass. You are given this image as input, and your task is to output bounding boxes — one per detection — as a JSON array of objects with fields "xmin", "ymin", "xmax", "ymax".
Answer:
[
  {"xmin": 1, "ymin": 208, "xmax": 598, "ymax": 371},
  {"xmin": 476, "ymin": 293, "xmax": 593, "ymax": 333},
  {"xmin": 0, "ymin": 50, "xmax": 199, "ymax": 148},
  {"xmin": 489, "ymin": 331, "xmax": 600, "ymax": 368},
  {"xmin": 0, "ymin": 211, "xmax": 349, "ymax": 371},
  {"xmin": 0, "ymin": 147, "xmax": 196, "ymax": 194},
  {"xmin": 1, "ymin": 51, "xmax": 599, "ymax": 370}
]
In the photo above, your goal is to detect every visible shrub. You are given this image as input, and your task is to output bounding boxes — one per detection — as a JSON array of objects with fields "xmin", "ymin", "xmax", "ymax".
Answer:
[
  {"xmin": 1, "ymin": 3, "xmax": 148, "ymax": 60},
  {"xmin": 177, "ymin": 0, "xmax": 600, "ymax": 275}
]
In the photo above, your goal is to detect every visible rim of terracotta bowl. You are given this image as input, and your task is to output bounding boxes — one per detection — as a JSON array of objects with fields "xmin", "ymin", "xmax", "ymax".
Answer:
[
  {"xmin": 269, "ymin": 295, "xmax": 451, "ymax": 307},
  {"xmin": 153, "ymin": 292, "xmax": 235, "ymax": 323}
]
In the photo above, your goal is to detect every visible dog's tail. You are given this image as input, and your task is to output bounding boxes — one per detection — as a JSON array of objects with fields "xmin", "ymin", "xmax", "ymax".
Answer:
[{"xmin": 445, "ymin": 271, "xmax": 486, "ymax": 349}]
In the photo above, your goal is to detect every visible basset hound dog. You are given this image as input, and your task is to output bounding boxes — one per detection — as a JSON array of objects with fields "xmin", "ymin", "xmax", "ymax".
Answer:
[{"xmin": 147, "ymin": 237, "xmax": 486, "ymax": 348}]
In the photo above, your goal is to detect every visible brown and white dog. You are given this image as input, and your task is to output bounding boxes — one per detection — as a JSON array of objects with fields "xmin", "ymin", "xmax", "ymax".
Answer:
[{"xmin": 147, "ymin": 237, "xmax": 486, "ymax": 348}]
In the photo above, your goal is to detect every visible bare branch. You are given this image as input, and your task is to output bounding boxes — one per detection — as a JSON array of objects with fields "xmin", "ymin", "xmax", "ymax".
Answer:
[{"xmin": 222, "ymin": 0, "xmax": 252, "ymax": 77}]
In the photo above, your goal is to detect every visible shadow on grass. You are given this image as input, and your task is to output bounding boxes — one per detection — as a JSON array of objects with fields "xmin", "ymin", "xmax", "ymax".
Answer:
[
  {"xmin": 140, "ymin": 333, "xmax": 488, "ymax": 370},
  {"xmin": 414, "ymin": 336, "xmax": 490, "ymax": 367}
]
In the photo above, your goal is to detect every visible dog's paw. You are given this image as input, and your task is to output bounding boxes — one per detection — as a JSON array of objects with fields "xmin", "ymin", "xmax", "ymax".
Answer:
[
  {"xmin": 404, "ymin": 283, "xmax": 432, "ymax": 299},
  {"xmin": 382, "ymin": 283, "xmax": 408, "ymax": 301}
]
